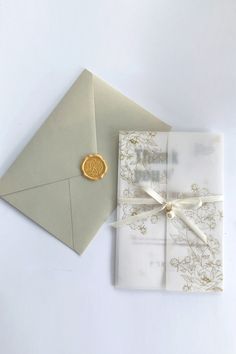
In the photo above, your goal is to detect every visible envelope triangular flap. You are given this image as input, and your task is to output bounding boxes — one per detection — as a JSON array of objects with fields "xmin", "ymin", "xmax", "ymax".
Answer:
[{"xmin": 0, "ymin": 70, "xmax": 97, "ymax": 196}]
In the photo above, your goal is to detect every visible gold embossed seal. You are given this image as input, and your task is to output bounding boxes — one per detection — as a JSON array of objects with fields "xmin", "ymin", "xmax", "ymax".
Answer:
[{"xmin": 81, "ymin": 154, "xmax": 108, "ymax": 181}]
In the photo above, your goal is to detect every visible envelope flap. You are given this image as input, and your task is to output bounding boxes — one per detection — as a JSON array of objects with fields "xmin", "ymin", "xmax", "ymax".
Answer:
[{"xmin": 0, "ymin": 70, "xmax": 97, "ymax": 196}]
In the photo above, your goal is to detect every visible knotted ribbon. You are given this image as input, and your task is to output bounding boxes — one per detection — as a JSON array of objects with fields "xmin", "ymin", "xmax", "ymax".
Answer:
[{"xmin": 111, "ymin": 186, "xmax": 223, "ymax": 244}]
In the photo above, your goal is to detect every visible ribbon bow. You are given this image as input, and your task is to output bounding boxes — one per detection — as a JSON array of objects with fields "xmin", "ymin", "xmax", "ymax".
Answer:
[{"xmin": 111, "ymin": 186, "xmax": 223, "ymax": 244}]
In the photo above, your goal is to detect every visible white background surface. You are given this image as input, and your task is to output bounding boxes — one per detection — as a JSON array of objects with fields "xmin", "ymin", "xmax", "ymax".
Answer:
[{"xmin": 0, "ymin": 1, "xmax": 236, "ymax": 354}]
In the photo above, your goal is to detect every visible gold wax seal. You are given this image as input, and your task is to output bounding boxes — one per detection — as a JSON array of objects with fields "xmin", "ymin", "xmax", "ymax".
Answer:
[{"xmin": 81, "ymin": 154, "xmax": 108, "ymax": 181}]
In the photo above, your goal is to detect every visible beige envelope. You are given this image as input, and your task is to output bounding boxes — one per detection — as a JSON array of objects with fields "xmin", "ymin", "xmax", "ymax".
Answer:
[{"xmin": 0, "ymin": 70, "xmax": 171, "ymax": 254}]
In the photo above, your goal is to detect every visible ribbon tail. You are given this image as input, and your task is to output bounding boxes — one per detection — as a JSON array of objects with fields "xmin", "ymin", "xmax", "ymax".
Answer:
[{"xmin": 174, "ymin": 209, "xmax": 208, "ymax": 244}]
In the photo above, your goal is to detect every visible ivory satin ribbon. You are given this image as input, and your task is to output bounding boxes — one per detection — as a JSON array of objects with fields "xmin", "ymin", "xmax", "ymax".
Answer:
[{"xmin": 111, "ymin": 186, "xmax": 223, "ymax": 244}]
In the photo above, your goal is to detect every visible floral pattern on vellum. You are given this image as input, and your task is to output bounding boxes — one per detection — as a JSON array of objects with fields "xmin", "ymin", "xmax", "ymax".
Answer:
[
  {"xmin": 118, "ymin": 131, "xmax": 167, "ymax": 236},
  {"xmin": 168, "ymin": 184, "xmax": 223, "ymax": 292}
]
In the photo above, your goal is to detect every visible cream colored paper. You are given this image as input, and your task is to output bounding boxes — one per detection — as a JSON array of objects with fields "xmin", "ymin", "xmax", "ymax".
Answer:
[
  {"xmin": 0, "ymin": 71, "xmax": 170, "ymax": 254},
  {"xmin": 115, "ymin": 132, "xmax": 223, "ymax": 292}
]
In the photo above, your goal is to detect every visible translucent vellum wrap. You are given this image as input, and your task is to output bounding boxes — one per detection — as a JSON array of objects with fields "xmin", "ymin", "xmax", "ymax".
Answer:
[{"xmin": 115, "ymin": 132, "xmax": 223, "ymax": 292}]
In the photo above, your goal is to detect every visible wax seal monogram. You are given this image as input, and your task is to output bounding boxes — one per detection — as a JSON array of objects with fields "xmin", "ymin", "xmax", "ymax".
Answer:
[{"xmin": 81, "ymin": 154, "xmax": 108, "ymax": 181}]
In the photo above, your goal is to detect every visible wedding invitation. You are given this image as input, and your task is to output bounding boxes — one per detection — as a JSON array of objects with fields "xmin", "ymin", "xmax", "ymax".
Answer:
[{"xmin": 115, "ymin": 132, "xmax": 224, "ymax": 292}]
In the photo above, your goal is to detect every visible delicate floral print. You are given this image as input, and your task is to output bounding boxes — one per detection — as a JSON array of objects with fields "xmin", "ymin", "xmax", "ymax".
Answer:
[
  {"xmin": 169, "ymin": 184, "xmax": 223, "ymax": 292},
  {"xmin": 119, "ymin": 131, "xmax": 166, "ymax": 231},
  {"xmin": 120, "ymin": 202, "xmax": 159, "ymax": 235},
  {"xmin": 119, "ymin": 131, "xmax": 165, "ymax": 187}
]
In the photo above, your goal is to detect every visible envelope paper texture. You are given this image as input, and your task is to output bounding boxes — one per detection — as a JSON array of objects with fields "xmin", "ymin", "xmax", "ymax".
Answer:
[
  {"xmin": 116, "ymin": 132, "xmax": 224, "ymax": 292},
  {"xmin": 0, "ymin": 70, "xmax": 170, "ymax": 254}
]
